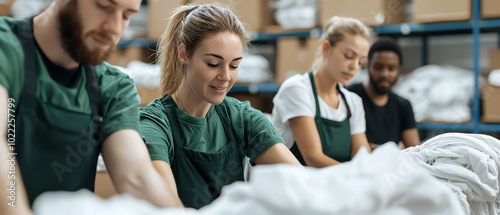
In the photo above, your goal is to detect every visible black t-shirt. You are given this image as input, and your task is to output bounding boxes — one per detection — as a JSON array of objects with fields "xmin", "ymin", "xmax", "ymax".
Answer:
[
  {"xmin": 34, "ymin": 38, "xmax": 81, "ymax": 88},
  {"xmin": 348, "ymin": 83, "xmax": 416, "ymax": 145}
]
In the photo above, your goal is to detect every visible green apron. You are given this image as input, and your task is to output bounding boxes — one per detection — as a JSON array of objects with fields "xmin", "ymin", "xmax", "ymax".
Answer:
[
  {"xmin": 14, "ymin": 17, "xmax": 103, "ymax": 205},
  {"xmin": 290, "ymin": 71, "xmax": 352, "ymax": 165},
  {"xmin": 162, "ymin": 95, "xmax": 245, "ymax": 209}
]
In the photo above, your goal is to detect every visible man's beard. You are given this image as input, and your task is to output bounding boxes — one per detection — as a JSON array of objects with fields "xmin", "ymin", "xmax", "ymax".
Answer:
[
  {"xmin": 58, "ymin": 0, "xmax": 116, "ymax": 66},
  {"xmin": 369, "ymin": 72, "xmax": 396, "ymax": 95}
]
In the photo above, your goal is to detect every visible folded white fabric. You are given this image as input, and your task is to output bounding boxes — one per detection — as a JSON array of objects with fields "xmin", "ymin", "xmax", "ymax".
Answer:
[
  {"xmin": 33, "ymin": 190, "xmax": 200, "ymax": 215},
  {"xmin": 33, "ymin": 144, "xmax": 464, "ymax": 215},
  {"xmin": 489, "ymin": 69, "xmax": 500, "ymax": 87},
  {"xmin": 202, "ymin": 144, "xmax": 464, "ymax": 215},
  {"xmin": 401, "ymin": 133, "xmax": 500, "ymax": 215}
]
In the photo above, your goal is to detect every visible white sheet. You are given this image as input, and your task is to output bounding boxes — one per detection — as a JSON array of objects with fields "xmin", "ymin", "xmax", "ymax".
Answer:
[
  {"xmin": 401, "ymin": 133, "xmax": 500, "ymax": 215},
  {"xmin": 34, "ymin": 144, "xmax": 464, "ymax": 215}
]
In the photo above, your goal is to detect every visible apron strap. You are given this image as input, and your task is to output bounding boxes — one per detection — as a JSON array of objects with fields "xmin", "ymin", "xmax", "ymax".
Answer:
[
  {"xmin": 161, "ymin": 95, "xmax": 240, "ymax": 151},
  {"xmin": 161, "ymin": 95, "xmax": 220, "ymax": 199},
  {"xmin": 214, "ymin": 103, "xmax": 244, "ymax": 156},
  {"xmin": 14, "ymin": 17, "xmax": 38, "ymax": 111},
  {"xmin": 83, "ymin": 65, "xmax": 104, "ymax": 145},
  {"xmin": 161, "ymin": 95, "xmax": 241, "ymax": 200},
  {"xmin": 308, "ymin": 71, "xmax": 352, "ymax": 119},
  {"xmin": 308, "ymin": 71, "xmax": 321, "ymax": 119},
  {"xmin": 161, "ymin": 95, "xmax": 184, "ymax": 149},
  {"xmin": 337, "ymin": 84, "xmax": 352, "ymax": 119}
]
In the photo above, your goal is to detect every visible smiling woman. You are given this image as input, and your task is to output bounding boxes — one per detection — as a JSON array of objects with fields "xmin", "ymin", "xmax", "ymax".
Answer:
[
  {"xmin": 139, "ymin": 4, "xmax": 301, "ymax": 209},
  {"xmin": 271, "ymin": 16, "xmax": 373, "ymax": 168}
]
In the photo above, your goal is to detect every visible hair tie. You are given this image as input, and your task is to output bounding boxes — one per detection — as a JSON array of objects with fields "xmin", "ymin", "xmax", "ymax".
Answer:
[{"xmin": 185, "ymin": 6, "xmax": 200, "ymax": 17}]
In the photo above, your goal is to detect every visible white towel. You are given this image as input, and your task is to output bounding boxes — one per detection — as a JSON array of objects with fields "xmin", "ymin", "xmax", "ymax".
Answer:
[
  {"xmin": 34, "ymin": 144, "xmax": 464, "ymax": 215},
  {"xmin": 401, "ymin": 133, "xmax": 500, "ymax": 215}
]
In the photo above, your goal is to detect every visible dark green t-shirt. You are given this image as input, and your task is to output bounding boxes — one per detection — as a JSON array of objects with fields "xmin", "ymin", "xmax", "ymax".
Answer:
[
  {"xmin": 0, "ymin": 17, "xmax": 140, "ymax": 138},
  {"xmin": 140, "ymin": 97, "xmax": 284, "ymax": 165},
  {"xmin": 0, "ymin": 17, "xmax": 140, "ymax": 203}
]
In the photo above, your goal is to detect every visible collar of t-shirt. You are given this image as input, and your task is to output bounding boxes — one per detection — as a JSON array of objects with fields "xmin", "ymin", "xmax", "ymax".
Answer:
[{"xmin": 33, "ymin": 39, "xmax": 82, "ymax": 88}]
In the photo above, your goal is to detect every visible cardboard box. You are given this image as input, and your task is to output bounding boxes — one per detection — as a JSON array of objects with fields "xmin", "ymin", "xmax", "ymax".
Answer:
[
  {"xmin": 229, "ymin": 93, "xmax": 272, "ymax": 113},
  {"xmin": 189, "ymin": 0, "xmax": 274, "ymax": 32},
  {"xmin": 413, "ymin": 0, "xmax": 471, "ymax": 23},
  {"xmin": 482, "ymin": 0, "xmax": 500, "ymax": 19},
  {"xmin": 319, "ymin": 0, "xmax": 407, "ymax": 27},
  {"xmin": 489, "ymin": 49, "xmax": 500, "ymax": 73},
  {"xmin": 482, "ymin": 83, "xmax": 500, "ymax": 123},
  {"xmin": 275, "ymin": 37, "xmax": 319, "ymax": 85},
  {"xmin": 136, "ymin": 85, "xmax": 162, "ymax": 107},
  {"xmin": 147, "ymin": 0, "xmax": 188, "ymax": 40},
  {"xmin": 107, "ymin": 46, "xmax": 155, "ymax": 67},
  {"xmin": 0, "ymin": 0, "xmax": 14, "ymax": 17}
]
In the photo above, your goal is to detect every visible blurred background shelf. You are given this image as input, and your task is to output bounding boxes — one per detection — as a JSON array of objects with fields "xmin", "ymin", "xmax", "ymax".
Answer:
[
  {"xmin": 112, "ymin": 0, "xmax": 500, "ymax": 135},
  {"xmin": 372, "ymin": 19, "xmax": 500, "ymax": 36},
  {"xmin": 117, "ymin": 18, "xmax": 500, "ymax": 47},
  {"xmin": 230, "ymin": 83, "xmax": 280, "ymax": 94},
  {"xmin": 417, "ymin": 123, "xmax": 500, "ymax": 132},
  {"xmin": 117, "ymin": 38, "xmax": 156, "ymax": 49}
]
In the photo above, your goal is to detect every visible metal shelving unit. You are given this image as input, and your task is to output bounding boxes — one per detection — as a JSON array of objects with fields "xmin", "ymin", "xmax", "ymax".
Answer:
[
  {"xmin": 116, "ymin": 38, "xmax": 156, "ymax": 49},
  {"xmin": 117, "ymin": 0, "xmax": 500, "ymax": 133},
  {"xmin": 231, "ymin": 83, "xmax": 280, "ymax": 94},
  {"xmin": 371, "ymin": 0, "xmax": 500, "ymax": 133}
]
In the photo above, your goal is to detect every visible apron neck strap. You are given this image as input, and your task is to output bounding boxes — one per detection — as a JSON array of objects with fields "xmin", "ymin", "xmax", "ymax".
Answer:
[
  {"xmin": 162, "ymin": 95, "xmax": 184, "ymax": 148},
  {"xmin": 15, "ymin": 17, "xmax": 37, "ymax": 96},
  {"xmin": 214, "ymin": 102, "xmax": 239, "ymax": 150},
  {"xmin": 83, "ymin": 65, "xmax": 103, "ymax": 129},
  {"xmin": 308, "ymin": 71, "xmax": 352, "ymax": 119},
  {"xmin": 161, "ymin": 95, "xmax": 241, "ymax": 153},
  {"xmin": 336, "ymin": 83, "xmax": 352, "ymax": 119}
]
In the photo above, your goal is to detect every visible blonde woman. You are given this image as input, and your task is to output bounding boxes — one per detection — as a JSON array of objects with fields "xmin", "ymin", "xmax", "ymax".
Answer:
[
  {"xmin": 140, "ymin": 5, "xmax": 300, "ymax": 209},
  {"xmin": 272, "ymin": 16, "xmax": 372, "ymax": 167}
]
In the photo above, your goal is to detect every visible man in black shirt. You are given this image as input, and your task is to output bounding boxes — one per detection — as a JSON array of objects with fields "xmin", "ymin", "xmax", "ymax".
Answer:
[{"xmin": 348, "ymin": 38, "xmax": 420, "ymax": 150}]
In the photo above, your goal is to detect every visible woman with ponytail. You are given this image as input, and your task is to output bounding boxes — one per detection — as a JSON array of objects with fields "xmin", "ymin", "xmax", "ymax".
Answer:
[
  {"xmin": 272, "ymin": 16, "xmax": 372, "ymax": 167},
  {"xmin": 140, "ymin": 4, "xmax": 300, "ymax": 209}
]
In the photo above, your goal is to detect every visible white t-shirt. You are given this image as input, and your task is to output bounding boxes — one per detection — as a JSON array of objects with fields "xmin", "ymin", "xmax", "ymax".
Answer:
[{"xmin": 272, "ymin": 73, "xmax": 366, "ymax": 148}]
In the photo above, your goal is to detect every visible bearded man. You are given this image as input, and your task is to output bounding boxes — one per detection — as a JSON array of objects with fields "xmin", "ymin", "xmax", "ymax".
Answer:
[
  {"xmin": 0, "ymin": 1, "xmax": 183, "ymax": 213},
  {"xmin": 348, "ymin": 38, "xmax": 420, "ymax": 151}
]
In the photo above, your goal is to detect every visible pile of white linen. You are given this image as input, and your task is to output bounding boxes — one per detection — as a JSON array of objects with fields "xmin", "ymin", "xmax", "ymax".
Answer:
[
  {"xmin": 236, "ymin": 53, "xmax": 273, "ymax": 84},
  {"xmin": 489, "ymin": 69, "xmax": 500, "ymax": 87},
  {"xmin": 393, "ymin": 65, "xmax": 480, "ymax": 123},
  {"xmin": 34, "ymin": 144, "xmax": 464, "ymax": 215},
  {"xmin": 10, "ymin": 0, "xmax": 51, "ymax": 18},
  {"xmin": 114, "ymin": 52, "xmax": 274, "ymax": 88},
  {"xmin": 34, "ymin": 190, "xmax": 199, "ymax": 215},
  {"xmin": 401, "ymin": 133, "xmax": 500, "ymax": 215},
  {"xmin": 268, "ymin": 0, "xmax": 318, "ymax": 29}
]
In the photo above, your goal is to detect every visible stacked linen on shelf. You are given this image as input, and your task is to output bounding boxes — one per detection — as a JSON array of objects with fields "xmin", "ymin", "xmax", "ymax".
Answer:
[
  {"xmin": 34, "ymin": 144, "xmax": 464, "ymax": 215},
  {"xmin": 115, "ymin": 53, "xmax": 274, "ymax": 87},
  {"xmin": 401, "ymin": 133, "xmax": 500, "ymax": 215},
  {"xmin": 236, "ymin": 53, "xmax": 273, "ymax": 84},
  {"xmin": 489, "ymin": 69, "xmax": 500, "ymax": 87},
  {"xmin": 393, "ymin": 65, "xmax": 480, "ymax": 123},
  {"xmin": 115, "ymin": 61, "xmax": 161, "ymax": 88},
  {"xmin": 269, "ymin": 0, "xmax": 318, "ymax": 29}
]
